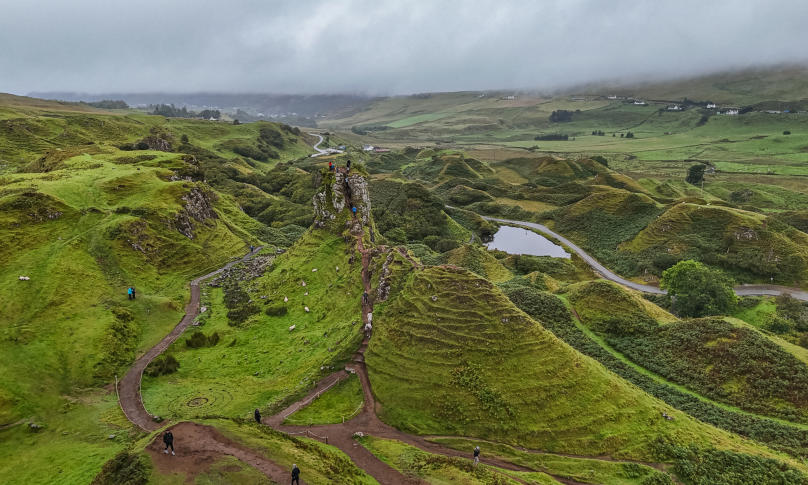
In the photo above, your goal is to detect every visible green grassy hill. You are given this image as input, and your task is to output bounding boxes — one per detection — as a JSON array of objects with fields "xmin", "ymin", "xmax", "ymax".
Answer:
[
  {"xmin": 0, "ymin": 95, "xmax": 318, "ymax": 484},
  {"xmin": 365, "ymin": 265, "xmax": 804, "ymax": 470},
  {"xmin": 621, "ymin": 202, "xmax": 808, "ymax": 283},
  {"xmin": 568, "ymin": 281, "xmax": 808, "ymax": 424}
]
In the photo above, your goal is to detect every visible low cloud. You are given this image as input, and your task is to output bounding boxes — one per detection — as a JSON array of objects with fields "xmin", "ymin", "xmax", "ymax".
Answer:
[{"xmin": 2, "ymin": 0, "xmax": 807, "ymax": 95}]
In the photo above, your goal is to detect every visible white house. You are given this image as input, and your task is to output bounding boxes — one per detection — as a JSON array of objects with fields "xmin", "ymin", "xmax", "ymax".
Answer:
[
  {"xmin": 501, "ymin": 95, "xmax": 516, "ymax": 100},
  {"xmin": 633, "ymin": 100, "xmax": 647, "ymax": 105},
  {"xmin": 706, "ymin": 103, "xmax": 717, "ymax": 109},
  {"xmin": 607, "ymin": 95, "xmax": 618, "ymax": 100},
  {"xmin": 362, "ymin": 144, "xmax": 374, "ymax": 151},
  {"xmin": 723, "ymin": 108, "xmax": 739, "ymax": 115},
  {"xmin": 667, "ymin": 105, "xmax": 682, "ymax": 111}
]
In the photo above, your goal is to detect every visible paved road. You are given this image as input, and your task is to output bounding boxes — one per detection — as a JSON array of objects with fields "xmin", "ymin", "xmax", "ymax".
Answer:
[
  {"xmin": 309, "ymin": 133, "xmax": 327, "ymax": 155},
  {"xmin": 478, "ymin": 215, "xmax": 808, "ymax": 301},
  {"xmin": 308, "ymin": 133, "xmax": 343, "ymax": 157}
]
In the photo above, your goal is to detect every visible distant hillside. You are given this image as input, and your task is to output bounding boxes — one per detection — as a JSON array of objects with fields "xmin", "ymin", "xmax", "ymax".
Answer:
[
  {"xmin": 576, "ymin": 64, "xmax": 808, "ymax": 105},
  {"xmin": 29, "ymin": 92, "xmax": 375, "ymax": 121}
]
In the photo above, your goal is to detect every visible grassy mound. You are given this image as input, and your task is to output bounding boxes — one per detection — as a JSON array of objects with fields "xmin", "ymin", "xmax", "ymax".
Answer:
[
  {"xmin": 622, "ymin": 203, "xmax": 808, "ymax": 283},
  {"xmin": 546, "ymin": 188, "xmax": 664, "ymax": 276},
  {"xmin": 569, "ymin": 281, "xmax": 808, "ymax": 423},
  {"xmin": 443, "ymin": 245, "xmax": 513, "ymax": 282},
  {"xmin": 568, "ymin": 280, "xmax": 677, "ymax": 327},
  {"xmin": 365, "ymin": 266, "xmax": 781, "ymax": 462},
  {"xmin": 141, "ymin": 228, "xmax": 365, "ymax": 420}
]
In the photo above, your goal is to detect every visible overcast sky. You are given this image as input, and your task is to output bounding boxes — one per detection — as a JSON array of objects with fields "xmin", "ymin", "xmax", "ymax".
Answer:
[{"xmin": 2, "ymin": 0, "xmax": 807, "ymax": 95}]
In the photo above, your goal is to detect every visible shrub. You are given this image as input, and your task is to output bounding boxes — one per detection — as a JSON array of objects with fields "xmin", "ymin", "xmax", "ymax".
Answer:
[
  {"xmin": 686, "ymin": 164, "xmax": 706, "ymax": 185},
  {"xmin": 145, "ymin": 354, "xmax": 179, "ymax": 377},
  {"xmin": 653, "ymin": 438, "xmax": 807, "ymax": 484},
  {"xmin": 265, "ymin": 304, "xmax": 288, "ymax": 317},
  {"xmin": 661, "ymin": 260, "xmax": 736, "ymax": 317},
  {"xmin": 784, "ymin": 130, "xmax": 792, "ymax": 135},
  {"xmin": 92, "ymin": 451, "xmax": 151, "ymax": 485},
  {"xmin": 186, "ymin": 331, "xmax": 220, "ymax": 348},
  {"xmin": 591, "ymin": 155, "xmax": 608, "ymax": 166}
]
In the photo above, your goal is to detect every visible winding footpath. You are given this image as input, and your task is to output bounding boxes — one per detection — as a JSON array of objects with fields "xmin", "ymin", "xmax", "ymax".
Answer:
[
  {"xmin": 118, "ymin": 246, "xmax": 264, "ymax": 431},
  {"xmin": 480, "ymin": 215, "xmax": 808, "ymax": 301}
]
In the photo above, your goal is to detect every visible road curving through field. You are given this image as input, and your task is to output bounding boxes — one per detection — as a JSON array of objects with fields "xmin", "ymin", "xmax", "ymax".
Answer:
[{"xmin": 477, "ymin": 214, "xmax": 808, "ymax": 301}]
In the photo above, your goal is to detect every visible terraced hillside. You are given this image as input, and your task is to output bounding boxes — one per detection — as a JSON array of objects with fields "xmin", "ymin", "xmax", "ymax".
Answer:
[
  {"xmin": 569, "ymin": 280, "xmax": 808, "ymax": 424},
  {"xmin": 364, "ymin": 265, "xmax": 806, "ymax": 469}
]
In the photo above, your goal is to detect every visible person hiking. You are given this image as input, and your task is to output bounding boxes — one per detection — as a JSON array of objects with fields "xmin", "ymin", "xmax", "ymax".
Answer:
[
  {"xmin": 163, "ymin": 430, "xmax": 174, "ymax": 455},
  {"xmin": 473, "ymin": 446, "xmax": 480, "ymax": 466},
  {"xmin": 364, "ymin": 322, "xmax": 372, "ymax": 338},
  {"xmin": 127, "ymin": 287, "xmax": 133, "ymax": 300},
  {"xmin": 250, "ymin": 245, "xmax": 255, "ymax": 253},
  {"xmin": 346, "ymin": 159, "xmax": 351, "ymax": 172},
  {"xmin": 291, "ymin": 464, "xmax": 300, "ymax": 485},
  {"xmin": 132, "ymin": 287, "xmax": 136, "ymax": 299},
  {"xmin": 362, "ymin": 291, "xmax": 369, "ymax": 305},
  {"xmin": 254, "ymin": 408, "xmax": 262, "ymax": 423},
  {"xmin": 328, "ymin": 161, "xmax": 333, "ymax": 171},
  {"xmin": 351, "ymin": 206, "xmax": 357, "ymax": 216}
]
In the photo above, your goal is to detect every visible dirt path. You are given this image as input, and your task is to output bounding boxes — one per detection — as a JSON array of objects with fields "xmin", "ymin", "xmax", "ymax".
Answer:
[
  {"xmin": 146, "ymin": 422, "xmax": 299, "ymax": 484},
  {"xmin": 117, "ymin": 246, "xmax": 263, "ymax": 432}
]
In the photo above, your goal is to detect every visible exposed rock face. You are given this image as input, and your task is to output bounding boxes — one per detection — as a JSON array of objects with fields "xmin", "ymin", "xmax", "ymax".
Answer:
[
  {"xmin": 139, "ymin": 135, "xmax": 172, "ymax": 152},
  {"xmin": 168, "ymin": 186, "xmax": 218, "ymax": 239},
  {"xmin": 734, "ymin": 226, "xmax": 758, "ymax": 241},
  {"xmin": 376, "ymin": 251, "xmax": 394, "ymax": 302},
  {"xmin": 313, "ymin": 171, "xmax": 372, "ymax": 227}
]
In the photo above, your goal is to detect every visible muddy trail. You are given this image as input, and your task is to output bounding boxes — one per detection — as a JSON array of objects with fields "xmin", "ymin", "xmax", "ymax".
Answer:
[{"xmin": 146, "ymin": 421, "xmax": 301, "ymax": 484}]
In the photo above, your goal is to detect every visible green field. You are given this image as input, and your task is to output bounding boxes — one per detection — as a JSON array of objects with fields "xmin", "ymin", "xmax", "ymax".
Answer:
[{"xmin": 141, "ymin": 229, "xmax": 365, "ymax": 421}]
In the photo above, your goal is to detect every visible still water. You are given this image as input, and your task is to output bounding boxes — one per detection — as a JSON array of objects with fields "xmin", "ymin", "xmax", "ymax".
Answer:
[{"xmin": 485, "ymin": 225, "xmax": 570, "ymax": 258}]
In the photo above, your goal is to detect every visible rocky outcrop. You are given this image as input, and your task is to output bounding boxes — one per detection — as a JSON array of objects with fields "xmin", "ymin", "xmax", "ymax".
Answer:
[
  {"xmin": 138, "ymin": 135, "xmax": 172, "ymax": 152},
  {"xmin": 313, "ymin": 171, "xmax": 372, "ymax": 228},
  {"xmin": 168, "ymin": 186, "xmax": 218, "ymax": 239}
]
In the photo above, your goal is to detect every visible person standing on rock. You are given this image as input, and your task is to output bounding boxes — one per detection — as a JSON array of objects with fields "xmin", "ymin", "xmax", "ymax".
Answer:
[
  {"xmin": 473, "ymin": 445, "xmax": 480, "ymax": 466},
  {"xmin": 163, "ymin": 430, "xmax": 174, "ymax": 455},
  {"xmin": 291, "ymin": 463, "xmax": 301, "ymax": 485},
  {"xmin": 254, "ymin": 408, "xmax": 261, "ymax": 423}
]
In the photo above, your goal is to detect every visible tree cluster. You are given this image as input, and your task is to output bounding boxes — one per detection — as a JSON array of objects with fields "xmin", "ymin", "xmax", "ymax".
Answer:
[{"xmin": 549, "ymin": 110, "xmax": 574, "ymax": 122}]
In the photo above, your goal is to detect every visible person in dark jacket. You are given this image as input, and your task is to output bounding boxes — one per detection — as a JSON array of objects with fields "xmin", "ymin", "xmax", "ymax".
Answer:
[
  {"xmin": 132, "ymin": 287, "xmax": 136, "ymax": 299},
  {"xmin": 254, "ymin": 408, "xmax": 262, "ymax": 423},
  {"xmin": 291, "ymin": 463, "xmax": 300, "ymax": 484},
  {"xmin": 473, "ymin": 445, "xmax": 480, "ymax": 465},
  {"xmin": 163, "ymin": 430, "xmax": 174, "ymax": 455},
  {"xmin": 346, "ymin": 159, "xmax": 351, "ymax": 172}
]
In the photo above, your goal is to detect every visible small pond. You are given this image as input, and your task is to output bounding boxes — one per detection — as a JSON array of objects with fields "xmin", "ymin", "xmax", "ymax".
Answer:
[{"xmin": 485, "ymin": 225, "xmax": 570, "ymax": 258}]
